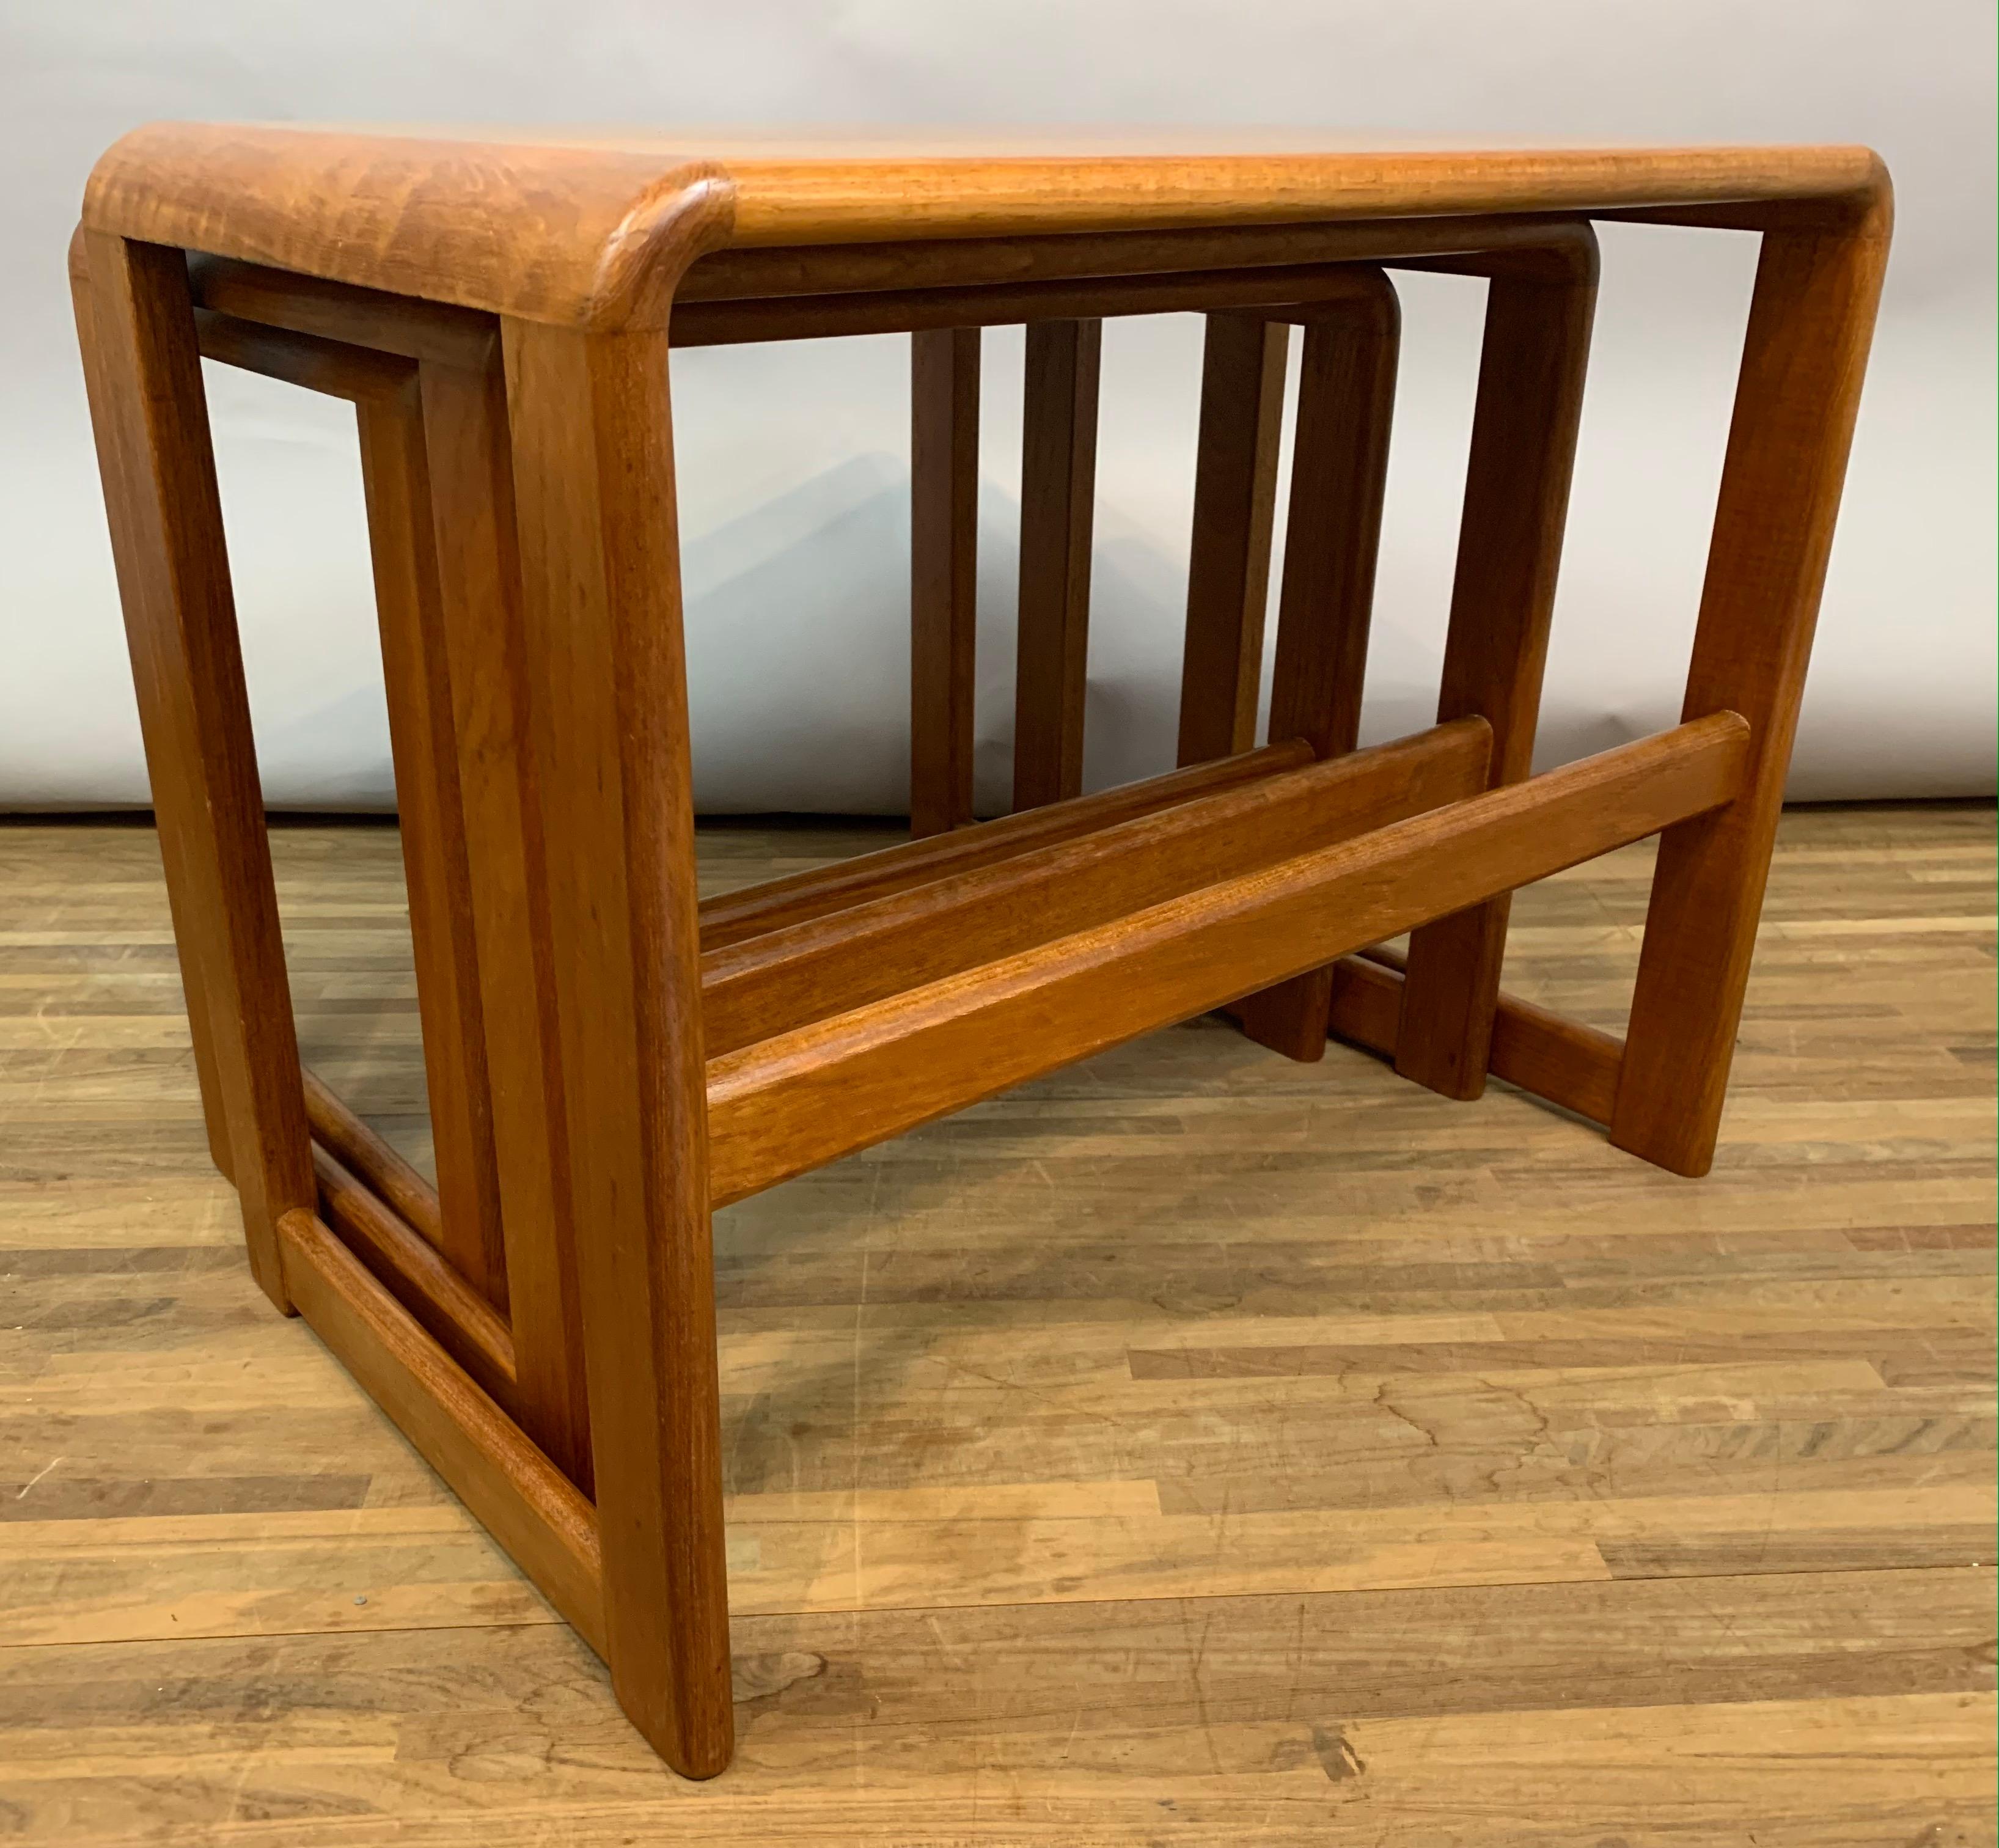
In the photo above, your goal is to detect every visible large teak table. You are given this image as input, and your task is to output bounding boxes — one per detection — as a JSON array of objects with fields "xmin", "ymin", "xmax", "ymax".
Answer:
[{"xmin": 71, "ymin": 128, "xmax": 1890, "ymax": 1777}]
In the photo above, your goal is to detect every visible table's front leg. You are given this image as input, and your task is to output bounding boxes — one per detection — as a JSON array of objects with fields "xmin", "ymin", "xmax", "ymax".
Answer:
[
  {"xmin": 501, "ymin": 315, "xmax": 733, "ymax": 1778},
  {"xmin": 1612, "ymin": 182, "xmax": 1893, "ymax": 1176}
]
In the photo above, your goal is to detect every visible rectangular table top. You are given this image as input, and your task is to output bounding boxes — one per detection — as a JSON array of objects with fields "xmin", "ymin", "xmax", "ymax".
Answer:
[{"xmin": 83, "ymin": 124, "xmax": 1885, "ymax": 332}]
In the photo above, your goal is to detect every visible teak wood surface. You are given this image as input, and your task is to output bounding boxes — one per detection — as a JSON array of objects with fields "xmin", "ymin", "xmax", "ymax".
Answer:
[
  {"xmin": 66, "ymin": 127, "xmax": 1903, "ymax": 1783},
  {"xmin": 1, "ymin": 805, "xmax": 1992, "ymax": 1842}
]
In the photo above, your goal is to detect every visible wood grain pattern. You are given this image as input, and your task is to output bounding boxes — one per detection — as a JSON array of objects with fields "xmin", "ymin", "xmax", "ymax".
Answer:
[
  {"xmin": 353, "ymin": 375, "xmax": 510, "ymax": 1306},
  {"xmin": 503, "ymin": 316, "xmax": 733, "ymax": 1777},
  {"xmin": 678, "ymin": 212, "xmax": 1739, "ymax": 308},
  {"xmin": 1394, "ymin": 232, "xmax": 1598, "ymax": 1101},
  {"xmin": 414, "ymin": 354, "xmax": 594, "ymax": 1494},
  {"xmin": 191, "ymin": 306, "xmax": 414, "ymax": 402},
  {"xmin": 1176, "ymin": 314, "xmax": 1289, "ymax": 765},
  {"xmin": 188, "ymin": 253, "xmax": 497, "ymax": 369},
  {"xmin": 909, "ymin": 327, "xmax": 980, "ymax": 837},
  {"xmin": 1328, "ymin": 946, "xmax": 1625, "ymax": 1126},
  {"xmin": 674, "ymin": 257, "xmax": 1425, "ymax": 343},
  {"xmin": 70, "ymin": 230, "xmax": 315, "ymax": 1311},
  {"xmin": 1014, "ymin": 319, "xmax": 1101, "ymax": 811},
  {"xmin": 275, "ymin": 1210, "xmax": 603, "ymax": 1649},
  {"xmin": 702, "ymin": 721, "xmax": 1491, "ymax": 1057},
  {"xmin": 311, "ymin": 1144, "xmax": 515, "ymax": 1406},
  {"xmin": 1613, "ymin": 181, "xmax": 1895, "ymax": 1176},
  {"xmin": 1, "ymin": 801, "xmax": 1989, "ymax": 1840},
  {"xmin": 83, "ymin": 125, "xmax": 1884, "ymax": 329},
  {"xmin": 706, "ymin": 716, "xmax": 1747, "ymax": 1206},
  {"xmin": 1261, "ymin": 274, "xmax": 1404, "ymax": 763},
  {"xmin": 301, "ymin": 1066, "xmax": 444, "ymax": 1247},
  {"xmin": 699, "ymin": 740, "xmax": 1313, "ymax": 951},
  {"xmin": 64, "ymin": 125, "xmax": 1906, "ymax": 1804},
  {"xmin": 64, "ymin": 229, "xmax": 233, "ymax": 1190},
  {"xmin": 1235, "ymin": 269, "xmax": 1402, "ymax": 1062}
]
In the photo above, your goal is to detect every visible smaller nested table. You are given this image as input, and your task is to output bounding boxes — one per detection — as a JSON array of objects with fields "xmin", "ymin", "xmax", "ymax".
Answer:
[{"xmin": 72, "ymin": 128, "xmax": 1889, "ymax": 1778}]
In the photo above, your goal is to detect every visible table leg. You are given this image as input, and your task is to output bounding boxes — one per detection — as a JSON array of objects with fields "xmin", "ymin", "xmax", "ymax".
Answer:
[
  {"xmin": 502, "ymin": 315, "xmax": 733, "ymax": 1778},
  {"xmin": 73, "ymin": 230, "xmax": 315, "ymax": 1312},
  {"xmin": 1236, "ymin": 273, "xmax": 1401, "ymax": 1060},
  {"xmin": 911, "ymin": 327, "xmax": 981, "ymax": 836},
  {"xmin": 1393, "ymin": 240, "xmax": 1597, "ymax": 1099},
  {"xmin": 354, "ymin": 379, "xmax": 512, "ymax": 1312},
  {"xmin": 1178, "ymin": 312, "xmax": 1289, "ymax": 766},
  {"xmin": 1014, "ymin": 318, "xmax": 1101, "ymax": 810},
  {"xmin": 67, "ymin": 232, "xmax": 232, "ymax": 1189},
  {"xmin": 414, "ymin": 357, "xmax": 595, "ymax": 1492},
  {"xmin": 1612, "ymin": 185, "xmax": 1893, "ymax": 1175}
]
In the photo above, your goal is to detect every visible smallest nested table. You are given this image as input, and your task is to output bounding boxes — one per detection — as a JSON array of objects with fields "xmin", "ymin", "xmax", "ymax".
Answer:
[{"xmin": 73, "ymin": 128, "xmax": 1888, "ymax": 1777}]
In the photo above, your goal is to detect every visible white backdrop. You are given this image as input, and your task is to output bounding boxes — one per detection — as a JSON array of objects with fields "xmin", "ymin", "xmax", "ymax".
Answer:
[{"xmin": 3, "ymin": 1, "xmax": 1992, "ymax": 812}]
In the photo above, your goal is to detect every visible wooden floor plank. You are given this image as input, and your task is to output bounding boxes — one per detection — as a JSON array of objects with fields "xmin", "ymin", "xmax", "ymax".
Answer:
[
  {"xmin": 0, "ymin": 802, "xmax": 1992, "ymax": 1837},
  {"xmin": 0, "ymin": 1574, "xmax": 1987, "ymax": 1843}
]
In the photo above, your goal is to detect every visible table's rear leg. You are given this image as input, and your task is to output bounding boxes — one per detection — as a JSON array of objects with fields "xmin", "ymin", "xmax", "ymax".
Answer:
[
  {"xmin": 911, "ymin": 328, "xmax": 981, "ymax": 837},
  {"xmin": 72, "ymin": 230, "xmax": 314, "ymax": 1311},
  {"xmin": 502, "ymin": 315, "xmax": 733, "ymax": 1778},
  {"xmin": 1178, "ymin": 311, "xmax": 1290, "ymax": 766},
  {"xmin": 1392, "ymin": 235, "xmax": 1597, "ymax": 1099},
  {"xmin": 414, "ymin": 356, "xmax": 595, "ymax": 1492},
  {"xmin": 1612, "ymin": 184, "xmax": 1893, "ymax": 1175},
  {"xmin": 67, "ymin": 230, "xmax": 234, "ymax": 1190},
  {"xmin": 1235, "ymin": 273, "xmax": 1401, "ymax": 1060},
  {"xmin": 353, "ymin": 378, "xmax": 512, "ymax": 1313},
  {"xmin": 1014, "ymin": 318, "xmax": 1101, "ymax": 810}
]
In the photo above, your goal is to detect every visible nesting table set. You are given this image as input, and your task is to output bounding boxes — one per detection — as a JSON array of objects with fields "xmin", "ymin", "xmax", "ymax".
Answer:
[{"xmin": 72, "ymin": 128, "xmax": 1888, "ymax": 1776}]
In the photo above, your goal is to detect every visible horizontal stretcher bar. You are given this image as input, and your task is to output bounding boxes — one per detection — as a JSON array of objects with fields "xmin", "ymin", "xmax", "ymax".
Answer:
[
  {"xmin": 193, "ymin": 306, "xmax": 415, "ymax": 403},
  {"xmin": 703, "ymin": 713, "xmax": 1751, "ymax": 1206},
  {"xmin": 699, "ymin": 738, "xmax": 1316, "ymax": 949},
  {"xmin": 276, "ymin": 1209, "xmax": 604, "ymax": 1649},
  {"xmin": 703, "ymin": 721, "xmax": 1492, "ymax": 1056},
  {"xmin": 1328, "ymin": 946, "xmax": 1626, "ymax": 1126}
]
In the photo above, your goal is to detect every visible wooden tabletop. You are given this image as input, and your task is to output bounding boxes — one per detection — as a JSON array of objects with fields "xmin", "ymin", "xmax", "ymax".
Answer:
[{"xmin": 82, "ymin": 123, "xmax": 1886, "ymax": 330}]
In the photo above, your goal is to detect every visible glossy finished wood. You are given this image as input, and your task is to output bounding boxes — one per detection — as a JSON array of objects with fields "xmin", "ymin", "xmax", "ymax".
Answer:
[
  {"xmin": 188, "ymin": 252, "xmax": 497, "ymax": 369},
  {"xmin": 909, "ymin": 328, "xmax": 980, "ymax": 837},
  {"xmin": 1327, "ymin": 945, "xmax": 1625, "ymax": 1127},
  {"xmin": 673, "ymin": 256, "xmax": 1440, "ymax": 343},
  {"xmin": 274, "ymin": 1208, "xmax": 605, "ymax": 1651},
  {"xmin": 701, "ymin": 721, "xmax": 1491, "ymax": 1058},
  {"xmin": 310, "ymin": 1145, "xmax": 517, "ymax": 1410},
  {"xmin": 72, "ymin": 127, "xmax": 1896, "ymax": 1787},
  {"xmin": 3, "ymin": 804, "xmax": 1987, "ymax": 1839},
  {"xmin": 1612, "ymin": 188, "xmax": 1894, "ymax": 1176},
  {"xmin": 1236, "ymin": 269, "xmax": 1403, "ymax": 1062},
  {"xmin": 706, "ymin": 716, "xmax": 1748, "ymax": 1206},
  {"xmin": 701, "ymin": 739, "xmax": 1316, "ymax": 949},
  {"xmin": 1395, "ymin": 233, "xmax": 1598, "ymax": 1102},
  {"xmin": 302, "ymin": 1066, "xmax": 446, "ymax": 1248},
  {"xmin": 502, "ymin": 316, "xmax": 733, "ymax": 1777},
  {"xmin": 1176, "ymin": 314, "xmax": 1289, "ymax": 765},
  {"xmin": 71, "ymin": 230, "xmax": 315, "ymax": 1311},
  {"xmin": 1013, "ymin": 318, "xmax": 1101, "ymax": 810},
  {"xmin": 67, "ymin": 234, "xmax": 232, "ymax": 1190},
  {"xmin": 84, "ymin": 125, "xmax": 1885, "ymax": 325},
  {"xmin": 414, "ymin": 353, "xmax": 595, "ymax": 1494},
  {"xmin": 354, "ymin": 375, "xmax": 511, "ymax": 1307}
]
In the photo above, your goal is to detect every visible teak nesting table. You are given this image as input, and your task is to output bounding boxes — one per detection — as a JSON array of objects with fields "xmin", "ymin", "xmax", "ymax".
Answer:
[{"xmin": 72, "ymin": 127, "xmax": 1890, "ymax": 1777}]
